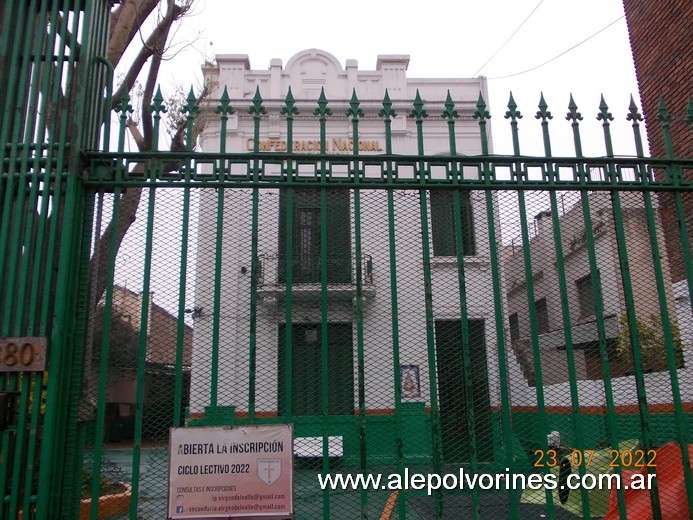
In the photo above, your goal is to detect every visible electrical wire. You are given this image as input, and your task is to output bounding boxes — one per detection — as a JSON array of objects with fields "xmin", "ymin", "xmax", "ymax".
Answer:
[
  {"xmin": 488, "ymin": 15, "xmax": 625, "ymax": 80},
  {"xmin": 472, "ymin": 0, "xmax": 545, "ymax": 77}
]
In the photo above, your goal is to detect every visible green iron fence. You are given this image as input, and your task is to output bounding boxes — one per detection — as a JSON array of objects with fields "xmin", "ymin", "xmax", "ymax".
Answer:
[
  {"xmin": 1, "ymin": 3, "xmax": 693, "ymax": 519},
  {"xmin": 0, "ymin": 0, "xmax": 112, "ymax": 519},
  {"xmin": 69, "ymin": 87, "xmax": 692, "ymax": 519}
]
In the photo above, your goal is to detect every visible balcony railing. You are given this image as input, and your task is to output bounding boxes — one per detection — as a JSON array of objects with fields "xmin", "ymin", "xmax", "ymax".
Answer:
[{"xmin": 256, "ymin": 253, "xmax": 375, "ymax": 302}]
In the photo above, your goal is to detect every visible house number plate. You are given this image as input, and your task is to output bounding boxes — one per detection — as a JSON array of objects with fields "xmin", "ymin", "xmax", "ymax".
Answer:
[{"xmin": 0, "ymin": 337, "xmax": 47, "ymax": 372}]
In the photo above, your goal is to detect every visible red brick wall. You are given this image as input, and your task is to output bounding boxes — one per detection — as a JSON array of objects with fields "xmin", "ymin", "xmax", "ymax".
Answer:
[{"xmin": 622, "ymin": 0, "xmax": 692, "ymax": 282}]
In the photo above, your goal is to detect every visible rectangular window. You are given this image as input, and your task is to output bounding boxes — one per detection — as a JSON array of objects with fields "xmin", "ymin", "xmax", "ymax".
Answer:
[
  {"xmin": 279, "ymin": 189, "xmax": 351, "ymax": 283},
  {"xmin": 535, "ymin": 298, "xmax": 549, "ymax": 334},
  {"xmin": 430, "ymin": 190, "xmax": 476, "ymax": 257},
  {"xmin": 576, "ymin": 274, "xmax": 596, "ymax": 318},
  {"xmin": 509, "ymin": 313, "xmax": 520, "ymax": 343},
  {"xmin": 278, "ymin": 323, "xmax": 354, "ymax": 416}
]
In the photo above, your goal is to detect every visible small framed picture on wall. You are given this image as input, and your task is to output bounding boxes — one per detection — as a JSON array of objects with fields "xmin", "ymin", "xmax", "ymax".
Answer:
[{"xmin": 400, "ymin": 364, "xmax": 421, "ymax": 398}]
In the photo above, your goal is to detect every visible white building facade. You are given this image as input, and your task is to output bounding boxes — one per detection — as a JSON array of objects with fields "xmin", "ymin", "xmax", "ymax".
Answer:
[{"xmin": 188, "ymin": 49, "xmax": 518, "ymax": 465}]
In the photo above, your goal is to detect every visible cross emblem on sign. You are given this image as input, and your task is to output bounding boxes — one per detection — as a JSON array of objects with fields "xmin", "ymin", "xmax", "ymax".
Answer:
[
  {"xmin": 258, "ymin": 459, "xmax": 281, "ymax": 485},
  {"xmin": 264, "ymin": 464, "xmax": 274, "ymax": 481}
]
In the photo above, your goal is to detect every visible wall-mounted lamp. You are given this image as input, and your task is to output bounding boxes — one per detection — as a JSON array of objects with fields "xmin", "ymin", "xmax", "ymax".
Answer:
[{"xmin": 185, "ymin": 306, "xmax": 203, "ymax": 318}]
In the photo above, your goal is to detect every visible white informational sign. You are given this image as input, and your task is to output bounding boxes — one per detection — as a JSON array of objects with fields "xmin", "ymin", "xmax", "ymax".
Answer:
[{"xmin": 168, "ymin": 424, "xmax": 293, "ymax": 518}]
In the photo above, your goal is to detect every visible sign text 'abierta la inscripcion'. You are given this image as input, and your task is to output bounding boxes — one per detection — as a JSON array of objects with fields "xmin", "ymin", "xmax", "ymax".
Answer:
[{"xmin": 168, "ymin": 425, "xmax": 293, "ymax": 518}]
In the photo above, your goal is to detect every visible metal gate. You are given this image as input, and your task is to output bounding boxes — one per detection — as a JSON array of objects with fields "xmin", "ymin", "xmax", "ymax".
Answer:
[{"xmin": 2, "ymin": 2, "xmax": 693, "ymax": 520}]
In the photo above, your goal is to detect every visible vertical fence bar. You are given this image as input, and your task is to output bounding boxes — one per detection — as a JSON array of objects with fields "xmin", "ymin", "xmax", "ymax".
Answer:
[
  {"xmin": 566, "ymin": 95, "xmax": 628, "ymax": 519},
  {"xmin": 126, "ymin": 87, "xmax": 165, "ymax": 518},
  {"xmin": 281, "ymin": 88, "xmax": 297, "ymax": 422},
  {"xmin": 209, "ymin": 88, "xmax": 233, "ymax": 421},
  {"xmin": 476, "ymin": 93, "xmax": 518, "ymax": 520},
  {"xmin": 247, "ymin": 87, "xmax": 265, "ymax": 422},
  {"xmin": 4, "ymin": 3, "xmax": 43, "ymax": 514},
  {"xmin": 44, "ymin": 1, "xmax": 98, "ymax": 510},
  {"xmin": 60, "ymin": 10, "xmax": 112, "ymax": 512},
  {"xmin": 443, "ymin": 90, "xmax": 480, "ymax": 519},
  {"xmin": 58, "ymin": 188, "xmax": 95, "ymax": 518},
  {"xmin": 24, "ymin": 2, "xmax": 66, "ymax": 508},
  {"xmin": 649, "ymin": 98, "xmax": 693, "ymax": 514},
  {"xmin": 2, "ymin": 0, "xmax": 40, "ymax": 343},
  {"xmin": 127, "ymin": 83, "xmax": 172, "ymax": 518},
  {"xmin": 314, "ymin": 87, "xmax": 332, "ymax": 520},
  {"xmin": 662, "ymin": 99, "xmax": 693, "ymax": 314},
  {"xmin": 411, "ymin": 90, "xmax": 444, "ymax": 519},
  {"xmin": 14, "ymin": 0, "xmax": 49, "ymax": 338},
  {"xmin": 0, "ymin": 0, "xmax": 35, "ymax": 303},
  {"xmin": 505, "ymin": 93, "xmax": 555, "ymax": 518},
  {"xmin": 173, "ymin": 89, "xmax": 199, "ymax": 428},
  {"xmin": 48, "ymin": 174, "xmax": 85, "ymax": 517},
  {"xmin": 535, "ymin": 94, "xmax": 592, "ymax": 517},
  {"xmin": 599, "ymin": 96, "xmax": 660, "ymax": 514},
  {"xmin": 88, "ymin": 93, "xmax": 131, "ymax": 520},
  {"xmin": 379, "ymin": 90, "xmax": 407, "ymax": 520},
  {"xmin": 347, "ymin": 89, "xmax": 370, "ymax": 519},
  {"xmin": 129, "ymin": 185, "xmax": 157, "ymax": 519}
]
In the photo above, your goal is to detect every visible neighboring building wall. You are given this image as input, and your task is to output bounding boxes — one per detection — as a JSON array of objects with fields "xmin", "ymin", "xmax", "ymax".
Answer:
[
  {"xmin": 148, "ymin": 302, "xmax": 193, "ymax": 366},
  {"xmin": 504, "ymin": 192, "xmax": 686, "ymax": 409},
  {"xmin": 622, "ymin": 0, "xmax": 692, "ymax": 285},
  {"xmin": 622, "ymin": 0, "xmax": 693, "ymax": 161},
  {"xmin": 104, "ymin": 286, "xmax": 192, "ymax": 404}
]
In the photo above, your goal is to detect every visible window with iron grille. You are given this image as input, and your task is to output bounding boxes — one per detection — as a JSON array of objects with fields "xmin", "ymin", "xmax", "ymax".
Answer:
[
  {"xmin": 278, "ymin": 189, "xmax": 351, "ymax": 283},
  {"xmin": 576, "ymin": 274, "xmax": 597, "ymax": 318},
  {"xmin": 430, "ymin": 190, "xmax": 476, "ymax": 257},
  {"xmin": 535, "ymin": 298, "xmax": 549, "ymax": 334},
  {"xmin": 509, "ymin": 313, "xmax": 520, "ymax": 343}
]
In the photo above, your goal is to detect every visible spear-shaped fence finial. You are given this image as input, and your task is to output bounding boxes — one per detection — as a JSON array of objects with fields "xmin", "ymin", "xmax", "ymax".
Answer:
[
  {"xmin": 314, "ymin": 87, "xmax": 332, "ymax": 119},
  {"xmin": 216, "ymin": 86, "xmax": 235, "ymax": 117},
  {"xmin": 248, "ymin": 86, "xmax": 266, "ymax": 118},
  {"xmin": 281, "ymin": 87, "xmax": 298, "ymax": 118},
  {"xmin": 442, "ymin": 90, "xmax": 459, "ymax": 121},
  {"xmin": 347, "ymin": 89, "xmax": 364, "ymax": 120},
  {"xmin": 473, "ymin": 92, "xmax": 490, "ymax": 122},
  {"xmin": 656, "ymin": 95, "xmax": 675, "ymax": 157},
  {"xmin": 410, "ymin": 89, "xmax": 428, "ymax": 120},
  {"xmin": 566, "ymin": 93, "xmax": 583, "ymax": 123},
  {"xmin": 597, "ymin": 94, "xmax": 613, "ymax": 123},
  {"xmin": 379, "ymin": 89, "xmax": 397, "ymax": 120},
  {"xmin": 535, "ymin": 92, "xmax": 552, "ymax": 122}
]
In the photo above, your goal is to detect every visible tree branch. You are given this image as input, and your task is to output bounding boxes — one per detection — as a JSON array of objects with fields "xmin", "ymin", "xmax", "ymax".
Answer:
[
  {"xmin": 108, "ymin": 0, "xmax": 160, "ymax": 68},
  {"xmin": 111, "ymin": 1, "xmax": 186, "ymax": 109}
]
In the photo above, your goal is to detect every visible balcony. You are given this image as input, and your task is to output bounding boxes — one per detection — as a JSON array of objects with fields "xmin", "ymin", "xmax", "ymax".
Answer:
[{"xmin": 256, "ymin": 253, "xmax": 375, "ymax": 302}]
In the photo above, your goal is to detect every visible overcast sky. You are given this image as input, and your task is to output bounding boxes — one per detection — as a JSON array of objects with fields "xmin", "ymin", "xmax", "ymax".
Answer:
[{"xmin": 155, "ymin": 0, "xmax": 643, "ymax": 157}]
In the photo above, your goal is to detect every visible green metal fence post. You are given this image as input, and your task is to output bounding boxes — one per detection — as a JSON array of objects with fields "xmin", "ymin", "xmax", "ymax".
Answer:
[
  {"xmin": 209, "ymin": 88, "xmax": 234, "ymax": 422},
  {"xmin": 314, "ymin": 88, "xmax": 333, "ymax": 520},
  {"xmin": 535, "ymin": 93, "xmax": 592, "ymax": 518},
  {"xmin": 88, "ymin": 92, "xmax": 131, "ymax": 520},
  {"xmin": 281, "ymin": 87, "xmax": 297, "ymax": 422},
  {"xmin": 505, "ymin": 92, "xmax": 555, "ymax": 519},
  {"xmin": 598, "ymin": 96, "xmax": 659, "ymax": 516},
  {"xmin": 566, "ymin": 94, "xmax": 628, "ymax": 519},
  {"xmin": 347, "ymin": 89, "xmax": 370, "ymax": 519},
  {"xmin": 476, "ymin": 92, "xmax": 519, "ymax": 520},
  {"xmin": 411, "ymin": 90, "xmax": 445, "ymax": 519},
  {"xmin": 379, "ymin": 89, "xmax": 408, "ymax": 520},
  {"xmin": 443, "ymin": 90, "xmax": 481, "ymax": 519},
  {"xmin": 650, "ymin": 98, "xmax": 693, "ymax": 515},
  {"xmin": 247, "ymin": 87, "xmax": 266, "ymax": 422}
]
